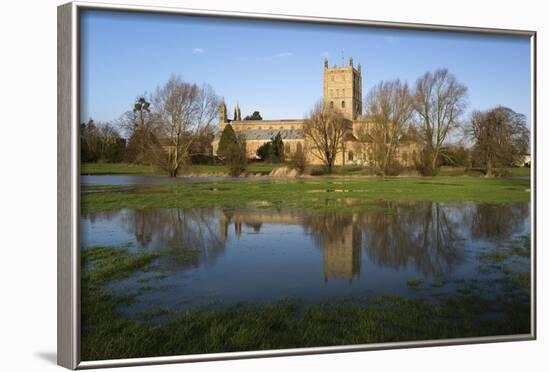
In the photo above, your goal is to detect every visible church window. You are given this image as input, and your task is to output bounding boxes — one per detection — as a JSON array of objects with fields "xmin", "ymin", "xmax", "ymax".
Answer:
[
  {"xmin": 285, "ymin": 143, "xmax": 291, "ymax": 154},
  {"xmin": 348, "ymin": 151, "xmax": 354, "ymax": 161},
  {"xmin": 296, "ymin": 142, "xmax": 302, "ymax": 154},
  {"xmin": 402, "ymin": 151, "xmax": 408, "ymax": 163},
  {"xmin": 341, "ymin": 100, "xmax": 345, "ymax": 108},
  {"xmin": 330, "ymin": 101, "xmax": 334, "ymax": 109}
]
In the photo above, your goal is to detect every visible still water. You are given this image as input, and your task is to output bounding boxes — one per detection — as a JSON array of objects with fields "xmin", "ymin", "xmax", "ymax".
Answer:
[{"xmin": 81, "ymin": 201, "xmax": 530, "ymax": 320}]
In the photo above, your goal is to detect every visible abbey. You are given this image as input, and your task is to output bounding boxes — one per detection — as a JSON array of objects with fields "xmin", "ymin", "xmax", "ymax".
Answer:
[{"xmin": 212, "ymin": 57, "xmax": 418, "ymax": 167}]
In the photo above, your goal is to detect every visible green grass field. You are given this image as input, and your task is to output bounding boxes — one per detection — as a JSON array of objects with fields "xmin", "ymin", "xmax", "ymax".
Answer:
[
  {"xmin": 510, "ymin": 167, "xmax": 531, "ymax": 177},
  {"xmin": 81, "ymin": 162, "xmax": 281, "ymax": 176},
  {"xmin": 81, "ymin": 162, "xmax": 531, "ymax": 178},
  {"xmin": 81, "ymin": 162, "xmax": 156, "ymax": 175},
  {"xmin": 82, "ymin": 176, "xmax": 530, "ymax": 212}
]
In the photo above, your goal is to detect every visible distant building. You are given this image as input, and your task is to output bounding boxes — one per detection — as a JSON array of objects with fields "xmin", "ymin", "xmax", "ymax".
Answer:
[
  {"xmin": 212, "ymin": 57, "xmax": 419, "ymax": 166},
  {"xmin": 516, "ymin": 153, "xmax": 531, "ymax": 167}
]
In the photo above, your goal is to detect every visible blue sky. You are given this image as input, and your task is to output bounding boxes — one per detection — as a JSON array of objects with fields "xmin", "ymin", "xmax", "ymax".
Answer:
[{"xmin": 80, "ymin": 10, "xmax": 532, "ymax": 127}]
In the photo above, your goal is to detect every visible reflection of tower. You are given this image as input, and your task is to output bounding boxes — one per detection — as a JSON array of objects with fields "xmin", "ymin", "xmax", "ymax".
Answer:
[
  {"xmin": 323, "ymin": 225, "xmax": 361, "ymax": 283},
  {"xmin": 234, "ymin": 222, "xmax": 242, "ymax": 239},
  {"xmin": 220, "ymin": 218, "xmax": 229, "ymax": 241}
]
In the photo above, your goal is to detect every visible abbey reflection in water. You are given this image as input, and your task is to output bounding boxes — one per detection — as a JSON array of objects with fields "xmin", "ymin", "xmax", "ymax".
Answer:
[
  {"xmin": 221, "ymin": 209, "xmax": 362, "ymax": 282},
  {"xmin": 82, "ymin": 202, "xmax": 530, "ymax": 284}
]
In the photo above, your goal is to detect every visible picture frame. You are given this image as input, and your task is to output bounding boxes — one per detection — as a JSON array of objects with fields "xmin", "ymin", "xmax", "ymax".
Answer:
[{"xmin": 58, "ymin": 1, "xmax": 537, "ymax": 369}]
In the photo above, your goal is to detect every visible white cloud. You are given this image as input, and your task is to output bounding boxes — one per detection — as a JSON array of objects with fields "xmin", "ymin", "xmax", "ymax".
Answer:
[
  {"xmin": 265, "ymin": 51, "xmax": 294, "ymax": 60},
  {"xmin": 192, "ymin": 47, "xmax": 205, "ymax": 54}
]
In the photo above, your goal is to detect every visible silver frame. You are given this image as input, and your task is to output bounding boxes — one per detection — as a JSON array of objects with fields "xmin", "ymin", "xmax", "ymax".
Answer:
[{"xmin": 57, "ymin": 1, "xmax": 537, "ymax": 369}]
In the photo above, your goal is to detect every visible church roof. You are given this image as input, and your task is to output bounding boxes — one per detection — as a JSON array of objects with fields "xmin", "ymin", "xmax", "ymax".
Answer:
[
  {"xmin": 243, "ymin": 129, "xmax": 304, "ymax": 140},
  {"xmin": 215, "ymin": 128, "xmax": 304, "ymax": 141}
]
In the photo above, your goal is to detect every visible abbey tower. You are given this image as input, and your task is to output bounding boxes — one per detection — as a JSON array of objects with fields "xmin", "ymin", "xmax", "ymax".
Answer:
[{"xmin": 323, "ymin": 57, "xmax": 362, "ymax": 120}]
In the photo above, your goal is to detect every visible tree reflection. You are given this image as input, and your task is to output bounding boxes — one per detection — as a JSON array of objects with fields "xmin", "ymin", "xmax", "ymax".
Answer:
[
  {"xmin": 471, "ymin": 203, "xmax": 529, "ymax": 241},
  {"xmin": 358, "ymin": 202, "xmax": 465, "ymax": 276},
  {"xmin": 82, "ymin": 201, "xmax": 529, "ymax": 279},
  {"xmin": 121, "ymin": 208, "xmax": 226, "ymax": 270}
]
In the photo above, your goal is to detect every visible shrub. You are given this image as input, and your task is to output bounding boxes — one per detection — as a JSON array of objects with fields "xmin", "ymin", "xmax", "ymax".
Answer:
[
  {"xmin": 416, "ymin": 149, "xmax": 440, "ymax": 176},
  {"xmin": 492, "ymin": 168, "xmax": 512, "ymax": 178},
  {"xmin": 226, "ymin": 136, "xmax": 248, "ymax": 176},
  {"xmin": 217, "ymin": 124, "xmax": 237, "ymax": 158},
  {"xmin": 290, "ymin": 147, "xmax": 308, "ymax": 174},
  {"xmin": 256, "ymin": 132, "xmax": 284, "ymax": 163}
]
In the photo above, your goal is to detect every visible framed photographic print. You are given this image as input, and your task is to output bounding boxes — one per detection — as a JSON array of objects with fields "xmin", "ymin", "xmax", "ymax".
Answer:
[{"xmin": 57, "ymin": 1, "xmax": 536, "ymax": 369}]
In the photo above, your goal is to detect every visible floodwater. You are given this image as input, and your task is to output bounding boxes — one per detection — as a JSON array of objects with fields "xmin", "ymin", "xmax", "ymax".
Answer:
[{"xmin": 81, "ymin": 201, "xmax": 531, "ymax": 320}]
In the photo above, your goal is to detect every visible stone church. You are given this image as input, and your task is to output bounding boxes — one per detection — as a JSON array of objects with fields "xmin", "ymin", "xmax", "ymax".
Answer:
[{"xmin": 212, "ymin": 57, "xmax": 419, "ymax": 167}]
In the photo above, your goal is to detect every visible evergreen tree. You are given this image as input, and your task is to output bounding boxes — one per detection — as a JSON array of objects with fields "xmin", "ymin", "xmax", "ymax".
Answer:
[
  {"xmin": 244, "ymin": 111, "xmax": 263, "ymax": 120},
  {"xmin": 256, "ymin": 132, "xmax": 285, "ymax": 163},
  {"xmin": 217, "ymin": 124, "xmax": 237, "ymax": 158},
  {"xmin": 256, "ymin": 142, "xmax": 272, "ymax": 161},
  {"xmin": 226, "ymin": 135, "xmax": 248, "ymax": 176},
  {"xmin": 271, "ymin": 132, "xmax": 284, "ymax": 162}
]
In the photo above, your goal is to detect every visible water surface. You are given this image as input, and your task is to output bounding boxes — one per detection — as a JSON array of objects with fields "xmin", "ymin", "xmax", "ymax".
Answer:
[{"xmin": 81, "ymin": 201, "xmax": 531, "ymax": 320}]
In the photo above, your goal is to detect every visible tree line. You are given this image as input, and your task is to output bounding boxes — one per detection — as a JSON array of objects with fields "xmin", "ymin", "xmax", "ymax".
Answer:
[
  {"xmin": 304, "ymin": 68, "xmax": 530, "ymax": 176},
  {"xmin": 81, "ymin": 75, "xmax": 220, "ymax": 177},
  {"xmin": 80, "ymin": 119, "xmax": 126, "ymax": 163}
]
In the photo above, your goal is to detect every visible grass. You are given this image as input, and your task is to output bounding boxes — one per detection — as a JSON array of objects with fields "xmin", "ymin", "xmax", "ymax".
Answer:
[
  {"xmin": 81, "ymin": 162, "xmax": 280, "ymax": 176},
  {"xmin": 82, "ymin": 162, "xmax": 531, "ymax": 178},
  {"xmin": 80, "ymin": 244, "xmax": 531, "ymax": 361},
  {"xmin": 510, "ymin": 167, "xmax": 531, "ymax": 177},
  {"xmin": 406, "ymin": 279, "xmax": 422, "ymax": 288},
  {"xmin": 82, "ymin": 176, "xmax": 530, "ymax": 212},
  {"xmin": 82, "ymin": 246, "xmax": 160, "ymax": 284},
  {"xmin": 476, "ymin": 235, "xmax": 531, "ymax": 291},
  {"xmin": 81, "ymin": 162, "xmax": 156, "ymax": 175}
]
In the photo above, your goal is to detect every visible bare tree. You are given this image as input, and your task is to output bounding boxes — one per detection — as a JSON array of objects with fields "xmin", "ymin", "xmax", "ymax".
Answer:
[
  {"xmin": 80, "ymin": 119, "xmax": 126, "ymax": 163},
  {"xmin": 151, "ymin": 76, "xmax": 219, "ymax": 177},
  {"xmin": 190, "ymin": 84, "xmax": 220, "ymax": 157},
  {"xmin": 412, "ymin": 69, "xmax": 468, "ymax": 175},
  {"xmin": 357, "ymin": 80, "xmax": 413, "ymax": 175},
  {"xmin": 303, "ymin": 102, "xmax": 350, "ymax": 174},
  {"xmin": 468, "ymin": 106, "xmax": 529, "ymax": 177},
  {"xmin": 119, "ymin": 80, "xmax": 219, "ymax": 175}
]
